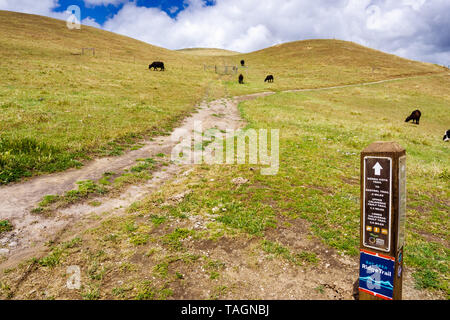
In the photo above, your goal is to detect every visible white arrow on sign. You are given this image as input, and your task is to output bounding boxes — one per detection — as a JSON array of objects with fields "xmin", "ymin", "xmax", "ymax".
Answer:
[{"xmin": 373, "ymin": 162, "xmax": 383, "ymax": 176}]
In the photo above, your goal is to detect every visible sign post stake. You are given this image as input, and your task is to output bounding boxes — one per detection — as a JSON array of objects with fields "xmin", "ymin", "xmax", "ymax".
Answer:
[{"xmin": 359, "ymin": 141, "xmax": 406, "ymax": 300}]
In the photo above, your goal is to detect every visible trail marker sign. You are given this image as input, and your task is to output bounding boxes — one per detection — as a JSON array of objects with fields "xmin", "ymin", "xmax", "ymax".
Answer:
[
  {"xmin": 363, "ymin": 156, "xmax": 392, "ymax": 252},
  {"xmin": 359, "ymin": 141, "xmax": 406, "ymax": 300}
]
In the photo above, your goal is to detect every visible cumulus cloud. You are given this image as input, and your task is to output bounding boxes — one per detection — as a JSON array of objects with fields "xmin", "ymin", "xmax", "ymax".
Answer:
[
  {"xmin": 83, "ymin": 0, "xmax": 127, "ymax": 7},
  {"xmin": 82, "ymin": 16, "xmax": 101, "ymax": 28},
  {"xmin": 0, "ymin": 0, "xmax": 78, "ymax": 23},
  {"xmin": 0, "ymin": 0, "xmax": 58, "ymax": 15},
  {"xmin": 0, "ymin": 0, "xmax": 101, "ymax": 29}
]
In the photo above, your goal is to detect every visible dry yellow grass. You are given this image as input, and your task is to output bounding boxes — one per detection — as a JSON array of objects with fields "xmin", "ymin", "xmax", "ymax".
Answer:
[
  {"xmin": 177, "ymin": 48, "xmax": 240, "ymax": 56},
  {"xmin": 220, "ymin": 39, "xmax": 446, "ymax": 96},
  {"xmin": 0, "ymin": 11, "xmax": 223, "ymax": 183}
]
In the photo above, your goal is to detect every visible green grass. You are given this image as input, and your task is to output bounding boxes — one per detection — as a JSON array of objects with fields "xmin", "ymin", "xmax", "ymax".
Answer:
[
  {"xmin": 81, "ymin": 286, "xmax": 100, "ymax": 300},
  {"xmin": 115, "ymin": 72, "xmax": 447, "ymax": 294},
  {"xmin": 135, "ymin": 281, "xmax": 173, "ymax": 300},
  {"xmin": 129, "ymin": 232, "xmax": 150, "ymax": 246},
  {"xmin": 38, "ymin": 237, "xmax": 82, "ymax": 268},
  {"xmin": 32, "ymin": 158, "xmax": 162, "ymax": 213},
  {"xmin": 229, "ymin": 73, "xmax": 449, "ymax": 293},
  {"xmin": 261, "ymin": 240, "xmax": 319, "ymax": 265},
  {"xmin": 0, "ymin": 11, "xmax": 223, "ymax": 184},
  {"xmin": 38, "ymin": 195, "xmax": 59, "ymax": 207},
  {"xmin": 214, "ymin": 200, "xmax": 277, "ymax": 235},
  {"xmin": 221, "ymin": 39, "xmax": 446, "ymax": 97},
  {"xmin": 261, "ymin": 240, "xmax": 318, "ymax": 266},
  {"xmin": 150, "ymin": 215, "xmax": 167, "ymax": 227},
  {"xmin": 0, "ymin": 12, "xmax": 445, "ymax": 185},
  {"xmin": 130, "ymin": 158, "xmax": 155, "ymax": 172},
  {"xmin": 1, "ymin": 10, "xmax": 448, "ymax": 300},
  {"xmin": 33, "ymin": 180, "xmax": 108, "ymax": 213},
  {"xmin": 0, "ymin": 137, "xmax": 82, "ymax": 184},
  {"xmin": 67, "ymin": 180, "xmax": 108, "ymax": 200},
  {"xmin": 204, "ymin": 259, "xmax": 226, "ymax": 280},
  {"xmin": 0, "ymin": 220, "xmax": 13, "ymax": 234},
  {"xmin": 64, "ymin": 180, "xmax": 108, "ymax": 203},
  {"xmin": 88, "ymin": 200, "xmax": 102, "ymax": 207},
  {"xmin": 163, "ymin": 228, "xmax": 195, "ymax": 251},
  {"xmin": 406, "ymin": 240, "xmax": 449, "ymax": 291},
  {"xmin": 88, "ymin": 261, "xmax": 107, "ymax": 281}
]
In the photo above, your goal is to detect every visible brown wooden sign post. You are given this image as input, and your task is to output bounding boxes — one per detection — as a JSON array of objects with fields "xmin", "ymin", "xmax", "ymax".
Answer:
[{"xmin": 359, "ymin": 141, "xmax": 406, "ymax": 300}]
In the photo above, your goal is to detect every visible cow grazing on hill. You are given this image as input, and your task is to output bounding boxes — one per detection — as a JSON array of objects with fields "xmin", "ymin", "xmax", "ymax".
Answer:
[
  {"xmin": 240, "ymin": 60, "xmax": 245, "ymax": 67},
  {"xmin": 443, "ymin": 130, "xmax": 450, "ymax": 142},
  {"xmin": 238, "ymin": 74, "xmax": 244, "ymax": 84},
  {"xmin": 405, "ymin": 109, "xmax": 422, "ymax": 125},
  {"xmin": 149, "ymin": 61, "xmax": 165, "ymax": 71},
  {"xmin": 264, "ymin": 75, "xmax": 274, "ymax": 83}
]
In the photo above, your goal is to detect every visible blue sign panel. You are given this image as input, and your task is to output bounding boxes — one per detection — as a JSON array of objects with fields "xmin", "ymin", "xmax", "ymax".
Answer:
[{"xmin": 359, "ymin": 250, "xmax": 395, "ymax": 300}]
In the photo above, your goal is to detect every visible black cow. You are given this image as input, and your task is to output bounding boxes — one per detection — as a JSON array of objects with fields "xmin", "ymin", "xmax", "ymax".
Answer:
[
  {"xmin": 405, "ymin": 109, "xmax": 421, "ymax": 125},
  {"xmin": 443, "ymin": 130, "xmax": 450, "ymax": 142},
  {"xmin": 238, "ymin": 74, "xmax": 244, "ymax": 84},
  {"xmin": 264, "ymin": 75, "xmax": 274, "ymax": 83},
  {"xmin": 240, "ymin": 60, "xmax": 245, "ymax": 67},
  {"xmin": 149, "ymin": 61, "xmax": 165, "ymax": 71}
]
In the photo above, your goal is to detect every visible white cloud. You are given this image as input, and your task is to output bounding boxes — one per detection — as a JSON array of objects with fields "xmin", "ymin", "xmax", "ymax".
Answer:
[
  {"xmin": 0, "ymin": 0, "xmax": 58, "ymax": 15},
  {"xmin": 82, "ymin": 16, "xmax": 101, "ymax": 28},
  {"xmin": 0, "ymin": 0, "xmax": 102, "ymax": 29},
  {"xmin": 83, "ymin": 0, "xmax": 127, "ymax": 7},
  {"xmin": 402, "ymin": 0, "xmax": 426, "ymax": 11}
]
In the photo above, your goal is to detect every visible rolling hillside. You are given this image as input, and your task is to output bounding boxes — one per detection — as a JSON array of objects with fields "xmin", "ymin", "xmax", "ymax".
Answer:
[
  {"xmin": 219, "ymin": 39, "xmax": 446, "ymax": 96},
  {"xmin": 0, "ymin": 11, "xmax": 221, "ymax": 184},
  {"xmin": 0, "ymin": 10, "xmax": 445, "ymax": 185},
  {"xmin": 0, "ymin": 10, "xmax": 448, "ymax": 300}
]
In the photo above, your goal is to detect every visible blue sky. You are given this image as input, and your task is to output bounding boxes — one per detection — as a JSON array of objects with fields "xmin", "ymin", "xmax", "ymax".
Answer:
[
  {"xmin": 52, "ymin": 0, "xmax": 215, "ymax": 23},
  {"xmin": 54, "ymin": 0, "xmax": 123, "ymax": 24},
  {"xmin": 0, "ymin": 0, "xmax": 449, "ymax": 65}
]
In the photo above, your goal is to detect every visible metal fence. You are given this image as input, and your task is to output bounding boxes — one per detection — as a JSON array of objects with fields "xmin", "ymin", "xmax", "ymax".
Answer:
[{"xmin": 204, "ymin": 64, "xmax": 238, "ymax": 75}]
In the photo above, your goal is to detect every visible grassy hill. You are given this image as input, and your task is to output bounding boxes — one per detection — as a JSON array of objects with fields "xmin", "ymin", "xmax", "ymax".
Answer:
[
  {"xmin": 166, "ymin": 72, "xmax": 449, "ymax": 297},
  {"xmin": 0, "ymin": 11, "xmax": 448, "ymax": 300},
  {"xmin": 0, "ymin": 11, "xmax": 222, "ymax": 184},
  {"xmin": 0, "ymin": 10, "xmax": 445, "ymax": 186},
  {"xmin": 234, "ymin": 73, "xmax": 449, "ymax": 291},
  {"xmin": 220, "ymin": 39, "xmax": 446, "ymax": 96}
]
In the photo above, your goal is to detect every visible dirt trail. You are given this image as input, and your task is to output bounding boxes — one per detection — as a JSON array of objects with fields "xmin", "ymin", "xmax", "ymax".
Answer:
[
  {"xmin": 0, "ymin": 74, "xmax": 445, "ymax": 299},
  {"xmin": 0, "ymin": 93, "xmax": 257, "ymax": 270},
  {"xmin": 0, "ymin": 74, "xmax": 439, "ymax": 265},
  {"xmin": 0, "ymin": 73, "xmax": 439, "ymax": 244},
  {"xmin": 285, "ymin": 72, "xmax": 448, "ymax": 93}
]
